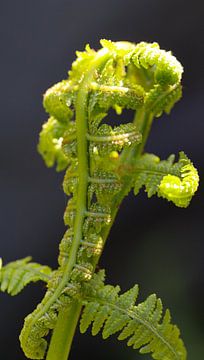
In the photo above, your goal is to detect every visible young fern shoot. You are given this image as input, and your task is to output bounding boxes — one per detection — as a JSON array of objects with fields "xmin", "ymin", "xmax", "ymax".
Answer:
[{"xmin": 0, "ymin": 40, "xmax": 199, "ymax": 360}]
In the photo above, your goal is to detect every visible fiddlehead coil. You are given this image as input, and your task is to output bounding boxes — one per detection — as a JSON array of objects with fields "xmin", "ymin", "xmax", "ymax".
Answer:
[{"xmin": 131, "ymin": 151, "xmax": 199, "ymax": 206}]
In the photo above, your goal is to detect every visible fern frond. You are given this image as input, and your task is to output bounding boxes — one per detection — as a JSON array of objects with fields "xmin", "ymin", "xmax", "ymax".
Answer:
[
  {"xmin": 37, "ymin": 117, "xmax": 69, "ymax": 171},
  {"xmin": 90, "ymin": 82, "xmax": 145, "ymax": 111},
  {"xmin": 132, "ymin": 152, "xmax": 199, "ymax": 207},
  {"xmin": 68, "ymin": 44, "xmax": 96, "ymax": 85},
  {"xmin": 80, "ymin": 271, "xmax": 187, "ymax": 360},
  {"xmin": 132, "ymin": 42, "xmax": 183, "ymax": 86},
  {"xmin": 145, "ymin": 83, "xmax": 182, "ymax": 117},
  {"xmin": 88, "ymin": 123, "xmax": 142, "ymax": 156},
  {"xmin": 19, "ymin": 40, "xmax": 190, "ymax": 360},
  {"xmin": 0, "ymin": 257, "xmax": 52, "ymax": 296},
  {"xmin": 43, "ymin": 80, "xmax": 74, "ymax": 123},
  {"xmin": 158, "ymin": 161, "xmax": 199, "ymax": 208}
]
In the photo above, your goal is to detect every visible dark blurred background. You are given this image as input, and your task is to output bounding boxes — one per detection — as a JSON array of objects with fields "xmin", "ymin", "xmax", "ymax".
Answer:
[{"xmin": 0, "ymin": 0, "xmax": 203, "ymax": 359}]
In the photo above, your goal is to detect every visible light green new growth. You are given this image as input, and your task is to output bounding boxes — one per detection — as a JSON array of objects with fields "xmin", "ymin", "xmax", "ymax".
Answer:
[
  {"xmin": 131, "ymin": 151, "xmax": 199, "ymax": 207},
  {"xmin": 38, "ymin": 117, "xmax": 69, "ymax": 171},
  {"xmin": 158, "ymin": 161, "xmax": 199, "ymax": 207},
  {"xmin": 0, "ymin": 257, "xmax": 51, "ymax": 296},
  {"xmin": 0, "ymin": 39, "xmax": 199, "ymax": 360}
]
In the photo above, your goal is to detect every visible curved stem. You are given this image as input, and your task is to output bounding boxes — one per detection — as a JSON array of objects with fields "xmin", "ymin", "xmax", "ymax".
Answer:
[
  {"xmin": 61, "ymin": 47, "xmax": 111, "ymax": 283},
  {"xmin": 46, "ymin": 302, "xmax": 81, "ymax": 360},
  {"xmin": 46, "ymin": 48, "xmax": 111, "ymax": 360}
]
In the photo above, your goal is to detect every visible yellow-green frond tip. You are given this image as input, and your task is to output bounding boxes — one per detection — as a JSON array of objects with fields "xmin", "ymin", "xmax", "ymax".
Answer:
[{"xmin": 158, "ymin": 163, "xmax": 199, "ymax": 207}]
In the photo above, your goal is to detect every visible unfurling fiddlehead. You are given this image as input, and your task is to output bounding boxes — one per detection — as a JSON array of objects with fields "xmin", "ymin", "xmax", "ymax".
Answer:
[
  {"xmin": 131, "ymin": 151, "xmax": 199, "ymax": 207},
  {"xmin": 0, "ymin": 40, "xmax": 199, "ymax": 360}
]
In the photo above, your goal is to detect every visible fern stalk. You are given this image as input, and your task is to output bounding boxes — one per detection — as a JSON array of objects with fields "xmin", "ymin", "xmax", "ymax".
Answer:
[
  {"xmin": 45, "ymin": 48, "xmax": 113, "ymax": 360},
  {"xmin": 46, "ymin": 302, "xmax": 81, "ymax": 360}
]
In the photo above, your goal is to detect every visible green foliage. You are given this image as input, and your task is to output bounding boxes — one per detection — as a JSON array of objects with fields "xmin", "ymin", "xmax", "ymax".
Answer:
[
  {"xmin": 144, "ymin": 83, "xmax": 182, "ymax": 117},
  {"xmin": 80, "ymin": 271, "xmax": 186, "ymax": 360},
  {"xmin": 0, "ymin": 257, "xmax": 51, "ymax": 296},
  {"xmin": 132, "ymin": 42, "xmax": 183, "ymax": 85},
  {"xmin": 0, "ymin": 39, "xmax": 199, "ymax": 360},
  {"xmin": 43, "ymin": 80, "xmax": 74, "ymax": 123},
  {"xmin": 158, "ymin": 161, "xmax": 199, "ymax": 208},
  {"xmin": 38, "ymin": 116, "xmax": 69, "ymax": 171},
  {"xmin": 132, "ymin": 151, "xmax": 199, "ymax": 207}
]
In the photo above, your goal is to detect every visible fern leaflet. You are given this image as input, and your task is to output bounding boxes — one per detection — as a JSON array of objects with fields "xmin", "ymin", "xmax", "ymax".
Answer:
[
  {"xmin": 130, "ymin": 151, "xmax": 199, "ymax": 207},
  {"xmin": 80, "ymin": 271, "xmax": 186, "ymax": 360},
  {"xmin": 0, "ymin": 257, "xmax": 51, "ymax": 296}
]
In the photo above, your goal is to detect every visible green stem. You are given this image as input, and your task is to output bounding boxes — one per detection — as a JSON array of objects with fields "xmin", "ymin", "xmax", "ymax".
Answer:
[
  {"xmin": 63, "ymin": 47, "xmax": 111, "ymax": 280},
  {"xmin": 46, "ymin": 48, "xmax": 111, "ymax": 360},
  {"xmin": 46, "ymin": 302, "xmax": 81, "ymax": 360}
]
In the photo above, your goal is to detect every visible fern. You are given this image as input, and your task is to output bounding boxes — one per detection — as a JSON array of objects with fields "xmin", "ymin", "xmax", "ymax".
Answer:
[
  {"xmin": 0, "ymin": 257, "xmax": 51, "ymax": 296},
  {"xmin": 144, "ymin": 83, "xmax": 182, "ymax": 117},
  {"xmin": 80, "ymin": 271, "xmax": 186, "ymax": 360},
  {"xmin": 0, "ymin": 39, "xmax": 199, "ymax": 360},
  {"xmin": 131, "ymin": 151, "xmax": 199, "ymax": 207},
  {"xmin": 158, "ymin": 161, "xmax": 199, "ymax": 207}
]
